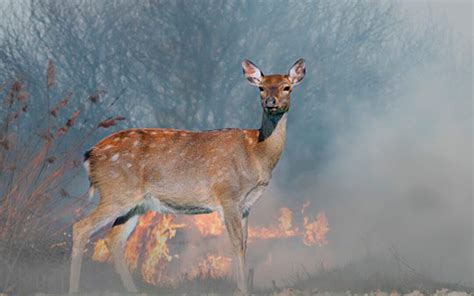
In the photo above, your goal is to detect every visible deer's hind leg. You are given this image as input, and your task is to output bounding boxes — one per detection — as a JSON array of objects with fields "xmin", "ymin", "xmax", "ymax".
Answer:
[
  {"xmin": 105, "ymin": 213, "xmax": 139, "ymax": 292},
  {"xmin": 69, "ymin": 201, "xmax": 135, "ymax": 293}
]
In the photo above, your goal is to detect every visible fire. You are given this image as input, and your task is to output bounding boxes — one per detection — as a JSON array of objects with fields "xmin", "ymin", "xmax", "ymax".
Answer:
[
  {"xmin": 247, "ymin": 207, "xmax": 298, "ymax": 240},
  {"xmin": 92, "ymin": 211, "xmax": 186, "ymax": 286},
  {"xmin": 91, "ymin": 239, "xmax": 109, "ymax": 262},
  {"xmin": 301, "ymin": 201, "xmax": 329, "ymax": 247},
  {"xmin": 303, "ymin": 212, "xmax": 329, "ymax": 246},
  {"xmin": 126, "ymin": 211, "xmax": 158, "ymax": 271},
  {"xmin": 190, "ymin": 212, "xmax": 224, "ymax": 236},
  {"xmin": 140, "ymin": 214, "xmax": 185, "ymax": 285},
  {"xmin": 190, "ymin": 254, "xmax": 232, "ymax": 278},
  {"xmin": 91, "ymin": 201, "xmax": 329, "ymax": 286}
]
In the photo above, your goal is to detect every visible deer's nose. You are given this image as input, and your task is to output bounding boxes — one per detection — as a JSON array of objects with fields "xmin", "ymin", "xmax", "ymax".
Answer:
[{"xmin": 265, "ymin": 97, "xmax": 277, "ymax": 107}]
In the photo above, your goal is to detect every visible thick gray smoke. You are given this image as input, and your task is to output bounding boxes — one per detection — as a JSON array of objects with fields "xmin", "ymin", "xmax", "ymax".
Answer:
[{"xmin": 248, "ymin": 60, "xmax": 472, "ymax": 286}]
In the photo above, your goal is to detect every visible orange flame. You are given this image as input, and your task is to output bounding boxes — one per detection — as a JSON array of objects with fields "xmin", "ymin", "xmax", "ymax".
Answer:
[
  {"xmin": 303, "ymin": 212, "xmax": 329, "ymax": 246},
  {"xmin": 140, "ymin": 214, "xmax": 185, "ymax": 285},
  {"xmin": 91, "ymin": 239, "xmax": 109, "ymax": 262},
  {"xmin": 190, "ymin": 254, "xmax": 232, "ymax": 278},
  {"xmin": 301, "ymin": 201, "xmax": 329, "ymax": 246},
  {"xmin": 190, "ymin": 212, "xmax": 224, "ymax": 236},
  {"xmin": 247, "ymin": 207, "xmax": 298, "ymax": 241},
  {"xmin": 91, "ymin": 201, "xmax": 329, "ymax": 286},
  {"xmin": 126, "ymin": 211, "xmax": 158, "ymax": 271}
]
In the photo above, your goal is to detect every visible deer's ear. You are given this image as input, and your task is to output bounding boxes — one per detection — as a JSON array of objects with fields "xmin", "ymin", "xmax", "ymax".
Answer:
[
  {"xmin": 288, "ymin": 58, "xmax": 305, "ymax": 85},
  {"xmin": 241, "ymin": 59, "xmax": 264, "ymax": 86}
]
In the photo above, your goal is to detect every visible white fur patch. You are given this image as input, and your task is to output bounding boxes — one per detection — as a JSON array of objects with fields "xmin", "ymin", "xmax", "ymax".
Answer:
[{"xmin": 111, "ymin": 153, "xmax": 119, "ymax": 161}]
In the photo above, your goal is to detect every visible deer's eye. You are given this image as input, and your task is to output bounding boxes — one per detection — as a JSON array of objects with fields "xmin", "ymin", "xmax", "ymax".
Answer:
[
  {"xmin": 259, "ymin": 87, "xmax": 264, "ymax": 92},
  {"xmin": 283, "ymin": 86, "xmax": 291, "ymax": 91}
]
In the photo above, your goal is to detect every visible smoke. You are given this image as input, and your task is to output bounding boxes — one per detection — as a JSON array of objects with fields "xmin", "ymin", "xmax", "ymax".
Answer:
[
  {"xmin": 247, "ymin": 59, "xmax": 472, "ymax": 286},
  {"xmin": 247, "ymin": 2, "xmax": 473, "ymax": 287}
]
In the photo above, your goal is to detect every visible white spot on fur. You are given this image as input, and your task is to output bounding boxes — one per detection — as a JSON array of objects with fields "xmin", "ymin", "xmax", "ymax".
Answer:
[
  {"xmin": 111, "ymin": 153, "xmax": 119, "ymax": 161},
  {"xmin": 151, "ymin": 131, "xmax": 157, "ymax": 135},
  {"xmin": 129, "ymin": 131, "xmax": 137, "ymax": 135},
  {"xmin": 126, "ymin": 163, "xmax": 132, "ymax": 168},
  {"xmin": 103, "ymin": 144, "xmax": 113, "ymax": 150},
  {"xmin": 133, "ymin": 141, "xmax": 139, "ymax": 146},
  {"xmin": 113, "ymin": 137, "xmax": 120, "ymax": 142}
]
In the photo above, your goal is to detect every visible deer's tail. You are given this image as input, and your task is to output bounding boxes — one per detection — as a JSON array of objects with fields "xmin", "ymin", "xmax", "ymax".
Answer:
[{"xmin": 84, "ymin": 149, "xmax": 95, "ymax": 200}]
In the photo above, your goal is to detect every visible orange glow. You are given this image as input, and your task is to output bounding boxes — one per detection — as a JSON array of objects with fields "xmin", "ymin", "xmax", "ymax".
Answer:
[
  {"xmin": 91, "ymin": 201, "xmax": 329, "ymax": 286},
  {"xmin": 248, "ymin": 207, "xmax": 299, "ymax": 240},
  {"xmin": 303, "ymin": 212, "xmax": 329, "ymax": 246},
  {"xmin": 190, "ymin": 254, "xmax": 232, "ymax": 278},
  {"xmin": 190, "ymin": 212, "xmax": 224, "ymax": 236},
  {"xmin": 125, "ymin": 211, "xmax": 158, "ymax": 271},
  {"xmin": 140, "ymin": 214, "xmax": 185, "ymax": 285},
  {"xmin": 91, "ymin": 239, "xmax": 109, "ymax": 262}
]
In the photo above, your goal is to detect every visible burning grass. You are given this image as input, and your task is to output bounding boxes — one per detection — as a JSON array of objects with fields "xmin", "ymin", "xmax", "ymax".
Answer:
[{"xmin": 90, "ymin": 202, "xmax": 329, "ymax": 287}]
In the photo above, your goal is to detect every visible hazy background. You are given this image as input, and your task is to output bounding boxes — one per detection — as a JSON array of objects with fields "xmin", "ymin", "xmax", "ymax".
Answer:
[{"xmin": 0, "ymin": 0, "xmax": 472, "ymax": 291}]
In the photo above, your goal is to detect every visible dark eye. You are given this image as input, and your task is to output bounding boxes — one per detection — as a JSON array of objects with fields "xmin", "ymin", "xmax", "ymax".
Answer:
[
  {"xmin": 259, "ymin": 87, "xmax": 264, "ymax": 92},
  {"xmin": 283, "ymin": 86, "xmax": 291, "ymax": 91}
]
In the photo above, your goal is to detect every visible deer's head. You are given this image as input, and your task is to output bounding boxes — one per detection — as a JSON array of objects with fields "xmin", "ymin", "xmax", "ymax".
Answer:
[{"xmin": 242, "ymin": 59, "xmax": 305, "ymax": 115}]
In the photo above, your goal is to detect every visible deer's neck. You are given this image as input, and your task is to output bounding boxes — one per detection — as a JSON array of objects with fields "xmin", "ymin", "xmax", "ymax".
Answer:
[{"xmin": 257, "ymin": 111, "xmax": 288, "ymax": 170}]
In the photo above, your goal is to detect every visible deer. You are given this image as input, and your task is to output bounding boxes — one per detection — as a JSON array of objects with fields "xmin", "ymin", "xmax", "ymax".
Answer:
[{"xmin": 69, "ymin": 59, "xmax": 305, "ymax": 295}]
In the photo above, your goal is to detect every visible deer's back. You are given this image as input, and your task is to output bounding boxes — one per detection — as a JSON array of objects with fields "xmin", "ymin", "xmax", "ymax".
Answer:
[{"xmin": 85, "ymin": 128, "xmax": 261, "ymax": 206}]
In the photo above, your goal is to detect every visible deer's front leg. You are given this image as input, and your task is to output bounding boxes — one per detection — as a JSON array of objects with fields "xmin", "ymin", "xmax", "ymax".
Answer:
[
  {"xmin": 223, "ymin": 203, "xmax": 248, "ymax": 295},
  {"xmin": 242, "ymin": 214, "xmax": 249, "ymax": 258}
]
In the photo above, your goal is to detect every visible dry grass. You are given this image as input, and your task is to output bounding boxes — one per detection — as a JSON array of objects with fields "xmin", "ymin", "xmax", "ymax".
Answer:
[{"xmin": 0, "ymin": 61, "xmax": 126, "ymax": 293}]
